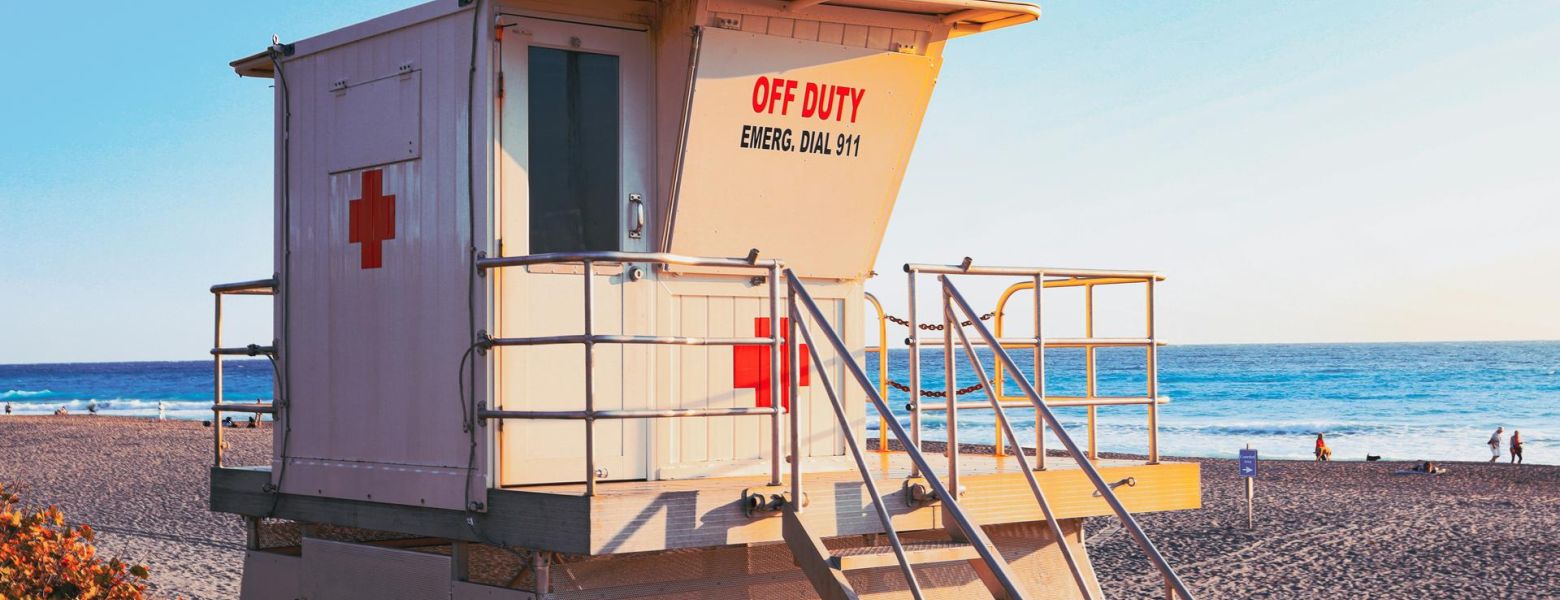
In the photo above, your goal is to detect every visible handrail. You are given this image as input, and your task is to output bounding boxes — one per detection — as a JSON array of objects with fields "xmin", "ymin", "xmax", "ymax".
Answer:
[
  {"xmin": 862, "ymin": 292, "xmax": 890, "ymax": 453},
  {"xmin": 477, "ymin": 251, "xmax": 785, "ymax": 495},
  {"xmin": 909, "ymin": 396, "xmax": 1171, "ymax": 411},
  {"xmin": 788, "ymin": 293, "xmax": 924, "ymax": 599},
  {"xmin": 906, "ymin": 262, "xmax": 1163, "ymax": 280},
  {"xmin": 212, "ymin": 403, "xmax": 276, "ymax": 415},
  {"xmin": 788, "ymin": 272, "xmax": 1024, "ymax": 599},
  {"xmin": 210, "ymin": 278, "xmax": 277, "ymax": 295},
  {"xmin": 945, "ymin": 297, "xmax": 1096, "ymax": 599},
  {"xmin": 941, "ymin": 276, "xmax": 1195, "ymax": 599},
  {"xmin": 476, "ymin": 250, "xmax": 781, "ymax": 270}
]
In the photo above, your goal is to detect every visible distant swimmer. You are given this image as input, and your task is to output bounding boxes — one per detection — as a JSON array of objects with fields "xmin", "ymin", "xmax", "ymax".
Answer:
[
  {"xmin": 1510, "ymin": 430, "xmax": 1523, "ymax": 465},
  {"xmin": 4, "ymin": 402, "xmax": 11, "ymax": 414},
  {"xmin": 1488, "ymin": 427, "xmax": 1503, "ymax": 463},
  {"xmin": 1314, "ymin": 433, "xmax": 1332, "ymax": 461},
  {"xmin": 87, "ymin": 400, "xmax": 98, "ymax": 415}
]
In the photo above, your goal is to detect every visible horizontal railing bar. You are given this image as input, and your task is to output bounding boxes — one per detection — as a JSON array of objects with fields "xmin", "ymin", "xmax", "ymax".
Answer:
[
  {"xmin": 210, "ymin": 278, "xmax": 277, "ymax": 294},
  {"xmin": 906, "ymin": 263, "xmax": 1162, "ymax": 279},
  {"xmin": 478, "ymin": 251, "xmax": 781, "ymax": 271},
  {"xmin": 486, "ymin": 334, "xmax": 773, "ymax": 347},
  {"xmin": 210, "ymin": 346, "xmax": 277, "ymax": 356},
  {"xmin": 479, "ymin": 407, "xmax": 778, "ymax": 420},
  {"xmin": 211, "ymin": 404, "xmax": 276, "ymax": 414},
  {"xmin": 908, "ymin": 396, "xmax": 1172, "ymax": 411},
  {"xmin": 906, "ymin": 337, "xmax": 1166, "ymax": 347}
]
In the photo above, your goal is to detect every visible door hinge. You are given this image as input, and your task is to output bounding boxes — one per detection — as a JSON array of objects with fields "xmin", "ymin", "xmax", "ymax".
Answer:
[{"xmin": 496, "ymin": 72, "xmax": 504, "ymax": 100}]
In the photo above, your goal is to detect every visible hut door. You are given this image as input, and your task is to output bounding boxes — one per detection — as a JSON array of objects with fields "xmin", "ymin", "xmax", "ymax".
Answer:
[{"xmin": 495, "ymin": 18, "xmax": 653, "ymax": 486}]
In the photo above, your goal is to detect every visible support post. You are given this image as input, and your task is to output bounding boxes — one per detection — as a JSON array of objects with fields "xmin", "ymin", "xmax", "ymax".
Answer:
[
  {"xmin": 583, "ymin": 260, "xmax": 596, "ymax": 496},
  {"xmin": 1084, "ymin": 284, "xmax": 1097, "ymax": 461},
  {"xmin": 906, "ymin": 268, "xmax": 921, "ymax": 475},
  {"xmin": 213, "ymin": 292, "xmax": 224, "ymax": 468},
  {"xmin": 788, "ymin": 299, "xmax": 802, "ymax": 512},
  {"xmin": 451, "ymin": 540, "xmax": 469, "ymax": 582},
  {"xmin": 943, "ymin": 287, "xmax": 959, "ymax": 501},
  {"xmin": 769, "ymin": 264, "xmax": 783, "ymax": 486},
  {"xmin": 1034, "ymin": 273, "xmax": 1046, "ymax": 471},
  {"xmin": 1147, "ymin": 278, "xmax": 1159, "ymax": 464}
]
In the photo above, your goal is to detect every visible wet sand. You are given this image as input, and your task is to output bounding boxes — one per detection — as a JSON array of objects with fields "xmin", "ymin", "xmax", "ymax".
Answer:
[{"xmin": 2, "ymin": 416, "xmax": 1557, "ymax": 598}]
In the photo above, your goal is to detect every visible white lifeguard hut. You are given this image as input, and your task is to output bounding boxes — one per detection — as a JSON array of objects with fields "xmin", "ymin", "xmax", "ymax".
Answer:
[{"xmin": 209, "ymin": 1, "xmax": 1202, "ymax": 598}]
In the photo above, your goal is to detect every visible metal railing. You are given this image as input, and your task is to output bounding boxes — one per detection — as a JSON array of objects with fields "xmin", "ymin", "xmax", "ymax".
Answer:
[
  {"xmin": 475, "ymin": 251, "xmax": 785, "ymax": 496},
  {"xmin": 788, "ymin": 273, "xmax": 1023, "ymax": 600},
  {"xmin": 937, "ymin": 271, "xmax": 1194, "ymax": 599},
  {"xmin": 899, "ymin": 263, "xmax": 1166, "ymax": 471},
  {"xmin": 988, "ymin": 274, "xmax": 1166, "ymax": 462},
  {"xmin": 209, "ymin": 278, "xmax": 278, "ymax": 468}
]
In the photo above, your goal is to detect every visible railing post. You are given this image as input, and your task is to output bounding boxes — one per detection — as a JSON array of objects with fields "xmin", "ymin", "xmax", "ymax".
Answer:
[
  {"xmin": 1146, "ymin": 277, "xmax": 1159, "ymax": 465},
  {"xmin": 787, "ymin": 295, "xmax": 803, "ymax": 512},
  {"xmin": 769, "ymin": 264, "xmax": 783, "ymax": 486},
  {"xmin": 213, "ymin": 292, "xmax": 224, "ymax": 468},
  {"xmin": 942, "ymin": 283, "xmax": 959, "ymax": 500},
  {"xmin": 1033, "ymin": 273, "xmax": 1046, "ymax": 471},
  {"xmin": 1084, "ymin": 283, "xmax": 1097, "ymax": 461},
  {"xmin": 905, "ymin": 268, "xmax": 920, "ymax": 476},
  {"xmin": 583, "ymin": 260, "xmax": 596, "ymax": 496}
]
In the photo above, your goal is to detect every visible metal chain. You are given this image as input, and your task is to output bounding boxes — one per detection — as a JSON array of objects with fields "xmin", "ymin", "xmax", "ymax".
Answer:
[
  {"xmin": 883, "ymin": 312, "xmax": 996, "ymax": 330},
  {"xmin": 885, "ymin": 380, "xmax": 984, "ymax": 397}
]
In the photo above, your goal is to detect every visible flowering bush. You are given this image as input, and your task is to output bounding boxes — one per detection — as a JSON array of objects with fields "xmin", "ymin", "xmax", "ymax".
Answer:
[{"xmin": 0, "ymin": 485, "xmax": 149, "ymax": 599}]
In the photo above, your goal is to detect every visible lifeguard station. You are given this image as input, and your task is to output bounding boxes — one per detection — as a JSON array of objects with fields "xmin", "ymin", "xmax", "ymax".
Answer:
[{"xmin": 209, "ymin": 0, "xmax": 1201, "ymax": 598}]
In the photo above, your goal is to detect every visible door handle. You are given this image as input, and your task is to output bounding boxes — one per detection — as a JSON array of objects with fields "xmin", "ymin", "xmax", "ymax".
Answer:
[{"xmin": 628, "ymin": 193, "xmax": 645, "ymax": 239}]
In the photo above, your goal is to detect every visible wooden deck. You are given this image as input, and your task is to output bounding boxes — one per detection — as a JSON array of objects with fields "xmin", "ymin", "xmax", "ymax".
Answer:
[{"xmin": 212, "ymin": 452, "xmax": 1199, "ymax": 556}]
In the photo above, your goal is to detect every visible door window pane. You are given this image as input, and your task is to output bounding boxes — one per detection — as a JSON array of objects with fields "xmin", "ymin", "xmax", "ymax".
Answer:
[{"xmin": 528, "ymin": 47, "xmax": 621, "ymax": 253}]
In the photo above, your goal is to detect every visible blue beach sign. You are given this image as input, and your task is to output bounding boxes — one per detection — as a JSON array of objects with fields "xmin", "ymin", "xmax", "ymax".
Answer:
[{"xmin": 1239, "ymin": 448, "xmax": 1258, "ymax": 477}]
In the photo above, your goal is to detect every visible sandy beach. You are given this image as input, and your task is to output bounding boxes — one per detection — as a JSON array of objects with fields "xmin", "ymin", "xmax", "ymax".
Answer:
[{"xmin": 2, "ymin": 416, "xmax": 1557, "ymax": 599}]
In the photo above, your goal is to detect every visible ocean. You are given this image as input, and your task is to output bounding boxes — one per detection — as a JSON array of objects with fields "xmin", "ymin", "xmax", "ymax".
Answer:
[{"xmin": 2, "ymin": 342, "xmax": 1556, "ymax": 463}]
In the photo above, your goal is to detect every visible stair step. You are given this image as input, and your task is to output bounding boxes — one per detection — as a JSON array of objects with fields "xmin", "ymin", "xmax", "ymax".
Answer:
[{"xmin": 828, "ymin": 541, "xmax": 980, "ymax": 570}]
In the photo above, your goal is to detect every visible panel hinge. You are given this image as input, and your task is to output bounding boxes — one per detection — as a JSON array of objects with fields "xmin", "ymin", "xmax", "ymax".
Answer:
[{"xmin": 496, "ymin": 71, "xmax": 504, "ymax": 100}]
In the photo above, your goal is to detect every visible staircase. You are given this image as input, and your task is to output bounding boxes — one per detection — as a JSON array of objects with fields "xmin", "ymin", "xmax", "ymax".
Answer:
[{"xmin": 779, "ymin": 266, "xmax": 1196, "ymax": 600}]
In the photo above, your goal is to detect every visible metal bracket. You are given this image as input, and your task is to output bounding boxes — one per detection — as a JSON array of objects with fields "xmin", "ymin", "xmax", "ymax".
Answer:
[{"xmin": 475, "ymin": 250, "xmax": 487, "ymax": 277}]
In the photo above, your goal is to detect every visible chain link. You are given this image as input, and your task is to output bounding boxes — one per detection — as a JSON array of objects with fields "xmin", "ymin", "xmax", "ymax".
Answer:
[
  {"xmin": 883, "ymin": 312, "xmax": 996, "ymax": 331},
  {"xmin": 885, "ymin": 380, "xmax": 984, "ymax": 398}
]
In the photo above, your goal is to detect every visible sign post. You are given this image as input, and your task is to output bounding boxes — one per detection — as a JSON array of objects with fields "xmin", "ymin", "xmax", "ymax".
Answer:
[{"xmin": 1239, "ymin": 445, "xmax": 1258, "ymax": 529}]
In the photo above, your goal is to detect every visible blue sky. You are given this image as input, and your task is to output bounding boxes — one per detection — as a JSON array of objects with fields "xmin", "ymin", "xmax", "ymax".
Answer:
[{"xmin": 2, "ymin": 2, "xmax": 1558, "ymax": 363}]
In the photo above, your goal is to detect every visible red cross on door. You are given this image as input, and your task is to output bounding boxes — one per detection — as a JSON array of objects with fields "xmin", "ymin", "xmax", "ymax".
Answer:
[
  {"xmin": 733, "ymin": 317, "xmax": 809, "ymax": 412},
  {"xmin": 348, "ymin": 169, "xmax": 396, "ymax": 269}
]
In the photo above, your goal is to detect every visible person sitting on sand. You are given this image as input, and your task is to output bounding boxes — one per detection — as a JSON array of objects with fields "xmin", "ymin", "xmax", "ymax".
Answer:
[
  {"xmin": 1314, "ymin": 433, "xmax": 1332, "ymax": 461},
  {"xmin": 1510, "ymin": 431, "xmax": 1523, "ymax": 465},
  {"xmin": 1488, "ymin": 427, "xmax": 1503, "ymax": 463},
  {"xmin": 53, "ymin": 406, "xmax": 69, "ymax": 416},
  {"xmin": 247, "ymin": 415, "xmax": 258, "ymax": 428}
]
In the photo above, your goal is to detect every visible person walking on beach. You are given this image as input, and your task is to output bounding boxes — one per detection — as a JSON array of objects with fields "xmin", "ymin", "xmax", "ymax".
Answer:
[
  {"xmin": 157, "ymin": 401, "xmax": 166, "ymax": 421},
  {"xmin": 1488, "ymin": 427, "xmax": 1503, "ymax": 463},
  {"xmin": 1315, "ymin": 433, "xmax": 1332, "ymax": 461},
  {"xmin": 1510, "ymin": 430, "xmax": 1523, "ymax": 465}
]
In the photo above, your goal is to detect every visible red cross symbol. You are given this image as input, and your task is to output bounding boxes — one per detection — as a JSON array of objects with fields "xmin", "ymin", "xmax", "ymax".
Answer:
[
  {"xmin": 733, "ymin": 317, "xmax": 809, "ymax": 412},
  {"xmin": 348, "ymin": 169, "xmax": 396, "ymax": 269}
]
